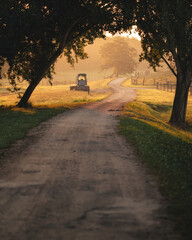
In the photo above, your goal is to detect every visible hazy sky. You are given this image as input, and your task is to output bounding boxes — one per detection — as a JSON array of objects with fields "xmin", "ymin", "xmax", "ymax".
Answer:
[{"xmin": 106, "ymin": 26, "xmax": 141, "ymax": 41}]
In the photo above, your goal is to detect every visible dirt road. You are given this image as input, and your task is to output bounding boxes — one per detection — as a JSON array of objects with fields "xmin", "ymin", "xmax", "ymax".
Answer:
[{"xmin": 0, "ymin": 78, "xmax": 179, "ymax": 240}]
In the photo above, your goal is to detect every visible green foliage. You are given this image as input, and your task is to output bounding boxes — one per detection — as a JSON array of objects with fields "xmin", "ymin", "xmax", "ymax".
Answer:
[
  {"xmin": 132, "ymin": 0, "xmax": 192, "ymax": 75},
  {"xmin": 119, "ymin": 104, "xmax": 192, "ymax": 239},
  {"xmin": 130, "ymin": 0, "xmax": 192, "ymax": 125},
  {"xmin": 0, "ymin": 0, "xmax": 131, "ymax": 106},
  {"xmin": 0, "ymin": 107, "xmax": 68, "ymax": 150}
]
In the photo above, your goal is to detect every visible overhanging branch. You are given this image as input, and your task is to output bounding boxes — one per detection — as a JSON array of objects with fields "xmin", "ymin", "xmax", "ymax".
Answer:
[
  {"xmin": 37, "ymin": 18, "xmax": 81, "ymax": 81},
  {"xmin": 161, "ymin": 55, "xmax": 177, "ymax": 77}
]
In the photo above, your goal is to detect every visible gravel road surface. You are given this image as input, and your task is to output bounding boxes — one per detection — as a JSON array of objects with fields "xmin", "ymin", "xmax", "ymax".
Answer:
[{"xmin": 0, "ymin": 78, "xmax": 179, "ymax": 240}]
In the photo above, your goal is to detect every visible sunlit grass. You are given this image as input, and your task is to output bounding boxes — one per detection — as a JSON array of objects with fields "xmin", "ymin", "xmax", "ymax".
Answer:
[
  {"xmin": 0, "ymin": 78, "xmax": 113, "ymax": 107},
  {"xmin": 122, "ymin": 77, "xmax": 176, "ymax": 88},
  {"xmin": 89, "ymin": 77, "xmax": 112, "ymax": 89},
  {"xmin": 120, "ymin": 86, "xmax": 192, "ymax": 239},
  {"xmin": 0, "ymin": 78, "xmax": 112, "ymax": 153},
  {"xmin": 121, "ymin": 78, "xmax": 156, "ymax": 88},
  {"xmin": 122, "ymin": 84, "xmax": 192, "ymax": 139}
]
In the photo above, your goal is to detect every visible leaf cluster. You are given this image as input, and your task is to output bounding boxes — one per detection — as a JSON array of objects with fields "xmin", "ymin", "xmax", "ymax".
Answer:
[
  {"xmin": 0, "ymin": 0, "xmax": 131, "ymax": 93},
  {"xmin": 132, "ymin": 0, "xmax": 192, "ymax": 75}
]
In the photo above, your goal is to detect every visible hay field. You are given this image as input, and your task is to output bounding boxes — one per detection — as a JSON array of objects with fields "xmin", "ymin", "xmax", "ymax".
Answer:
[
  {"xmin": 122, "ymin": 75, "xmax": 176, "ymax": 88},
  {"xmin": 135, "ymin": 87, "xmax": 192, "ymax": 125},
  {"xmin": 122, "ymin": 86, "xmax": 192, "ymax": 140},
  {"xmin": 0, "ymin": 78, "xmax": 112, "ymax": 107}
]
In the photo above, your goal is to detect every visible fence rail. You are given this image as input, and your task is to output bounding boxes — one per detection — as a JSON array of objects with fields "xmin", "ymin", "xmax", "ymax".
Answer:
[
  {"xmin": 131, "ymin": 78, "xmax": 156, "ymax": 86},
  {"xmin": 156, "ymin": 82, "xmax": 176, "ymax": 92},
  {"xmin": 156, "ymin": 82, "xmax": 192, "ymax": 95},
  {"xmin": 131, "ymin": 78, "xmax": 192, "ymax": 95}
]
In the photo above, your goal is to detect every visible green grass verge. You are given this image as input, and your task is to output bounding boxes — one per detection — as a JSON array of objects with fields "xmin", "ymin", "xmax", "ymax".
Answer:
[
  {"xmin": 0, "ymin": 107, "xmax": 68, "ymax": 151},
  {"xmin": 119, "ymin": 103, "xmax": 192, "ymax": 240}
]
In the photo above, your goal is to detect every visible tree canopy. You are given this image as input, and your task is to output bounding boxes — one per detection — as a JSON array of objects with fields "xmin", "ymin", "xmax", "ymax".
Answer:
[
  {"xmin": 99, "ymin": 37, "xmax": 137, "ymax": 76},
  {"xmin": 1, "ymin": 0, "xmax": 192, "ymax": 127},
  {"xmin": 128, "ymin": 0, "xmax": 192, "ymax": 126},
  {"xmin": 0, "ymin": 0, "xmax": 133, "ymax": 107}
]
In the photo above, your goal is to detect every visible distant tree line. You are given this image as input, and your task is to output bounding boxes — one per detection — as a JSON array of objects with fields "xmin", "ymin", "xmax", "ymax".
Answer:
[{"xmin": 0, "ymin": 0, "xmax": 191, "ymax": 127}]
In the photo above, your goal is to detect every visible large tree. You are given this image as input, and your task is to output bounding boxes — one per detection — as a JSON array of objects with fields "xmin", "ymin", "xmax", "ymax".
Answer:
[
  {"xmin": 0, "ymin": 0, "xmax": 132, "ymax": 107},
  {"xmin": 99, "ymin": 37, "xmax": 137, "ymax": 76},
  {"xmin": 128, "ymin": 0, "xmax": 192, "ymax": 126}
]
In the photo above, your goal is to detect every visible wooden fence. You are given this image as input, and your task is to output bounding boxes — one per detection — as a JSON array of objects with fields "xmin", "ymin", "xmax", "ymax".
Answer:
[
  {"xmin": 131, "ymin": 78, "xmax": 192, "ymax": 95},
  {"xmin": 40, "ymin": 80, "xmax": 74, "ymax": 86},
  {"xmin": 156, "ymin": 82, "xmax": 176, "ymax": 92},
  {"xmin": 131, "ymin": 78, "xmax": 156, "ymax": 86},
  {"xmin": 156, "ymin": 82, "xmax": 192, "ymax": 95}
]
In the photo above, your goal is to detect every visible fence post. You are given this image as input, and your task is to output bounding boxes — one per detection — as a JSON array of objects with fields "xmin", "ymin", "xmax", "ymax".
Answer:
[
  {"xmin": 190, "ymin": 86, "xmax": 192, "ymax": 95},
  {"xmin": 143, "ymin": 78, "xmax": 145, "ymax": 86},
  {"xmin": 156, "ymin": 82, "xmax": 159, "ymax": 89},
  {"xmin": 167, "ymin": 81, "xmax": 169, "ymax": 92}
]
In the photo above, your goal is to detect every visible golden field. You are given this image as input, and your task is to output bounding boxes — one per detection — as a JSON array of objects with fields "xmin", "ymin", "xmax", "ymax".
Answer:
[
  {"xmin": 122, "ymin": 74, "xmax": 176, "ymax": 88},
  {"xmin": 122, "ymin": 78, "xmax": 192, "ymax": 141},
  {"xmin": 0, "ymin": 78, "xmax": 113, "ymax": 108}
]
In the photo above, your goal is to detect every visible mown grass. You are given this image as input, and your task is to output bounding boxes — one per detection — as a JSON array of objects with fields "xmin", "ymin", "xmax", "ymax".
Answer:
[
  {"xmin": 0, "ymin": 107, "xmax": 68, "ymax": 150},
  {"xmin": 119, "ymin": 84, "xmax": 192, "ymax": 240}
]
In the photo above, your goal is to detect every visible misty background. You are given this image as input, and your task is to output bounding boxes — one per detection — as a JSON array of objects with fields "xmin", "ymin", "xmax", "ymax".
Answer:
[
  {"xmin": 46, "ymin": 36, "xmax": 171, "ymax": 85},
  {"xmin": 1, "ymin": 36, "xmax": 172, "ymax": 87}
]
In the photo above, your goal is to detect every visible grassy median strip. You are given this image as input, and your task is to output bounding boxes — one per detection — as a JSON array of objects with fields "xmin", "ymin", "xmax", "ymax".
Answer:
[{"xmin": 119, "ymin": 87, "xmax": 192, "ymax": 240}]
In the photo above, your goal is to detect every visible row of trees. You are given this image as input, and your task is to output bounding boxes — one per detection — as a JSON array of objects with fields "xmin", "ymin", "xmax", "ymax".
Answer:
[{"xmin": 0, "ymin": 0, "xmax": 191, "ymax": 126}]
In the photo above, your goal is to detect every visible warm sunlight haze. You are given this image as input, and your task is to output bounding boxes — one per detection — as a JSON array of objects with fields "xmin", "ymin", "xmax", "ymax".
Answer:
[
  {"xmin": 106, "ymin": 26, "xmax": 141, "ymax": 41},
  {"xmin": 0, "ymin": 1, "xmax": 191, "ymax": 240}
]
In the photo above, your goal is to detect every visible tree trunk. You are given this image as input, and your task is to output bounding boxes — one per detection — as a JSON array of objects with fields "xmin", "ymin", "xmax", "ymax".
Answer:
[
  {"xmin": 169, "ymin": 74, "xmax": 191, "ymax": 126},
  {"xmin": 17, "ymin": 19, "xmax": 81, "ymax": 108},
  {"xmin": 17, "ymin": 78, "xmax": 41, "ymax": 107}
]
